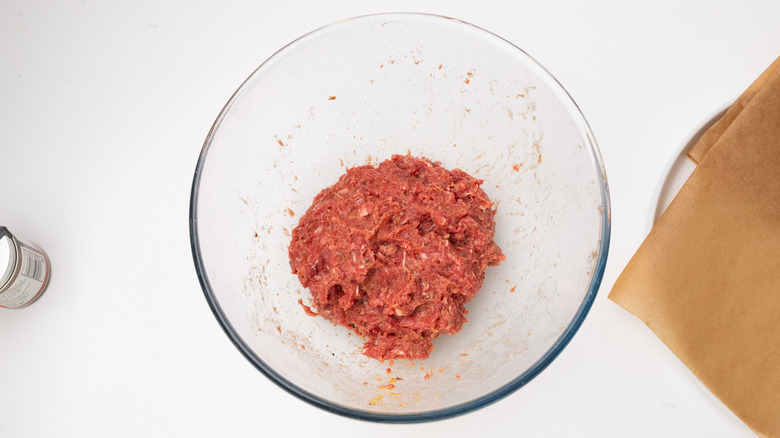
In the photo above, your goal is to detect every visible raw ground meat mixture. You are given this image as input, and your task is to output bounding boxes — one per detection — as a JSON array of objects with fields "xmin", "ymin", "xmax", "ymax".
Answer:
[{"xmin": 288, "ymin": 154, "xmax": 504, "ymax": 360}]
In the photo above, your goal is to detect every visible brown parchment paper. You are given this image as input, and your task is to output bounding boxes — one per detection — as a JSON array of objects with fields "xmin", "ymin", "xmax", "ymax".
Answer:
[{"xmin": 609, "ymin": 57, "xmax": 780, "ymax": 438}]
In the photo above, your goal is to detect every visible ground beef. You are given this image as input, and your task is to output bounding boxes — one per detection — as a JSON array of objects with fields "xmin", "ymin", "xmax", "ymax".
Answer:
[{"xmin": 288, "ymin": 154, "xmax": 504, "ymax": 360}]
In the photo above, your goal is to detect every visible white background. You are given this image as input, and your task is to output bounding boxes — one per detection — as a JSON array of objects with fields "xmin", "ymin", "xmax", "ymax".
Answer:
[{"xmin": 1, "ymin": 0, "xmax": 778, "ymax": 436}]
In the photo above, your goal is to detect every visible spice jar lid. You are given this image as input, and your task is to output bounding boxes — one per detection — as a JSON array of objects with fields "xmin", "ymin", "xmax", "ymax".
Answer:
[{"xmin": 0, "ymin": 228, "xmax": 15, "ymax": 289}]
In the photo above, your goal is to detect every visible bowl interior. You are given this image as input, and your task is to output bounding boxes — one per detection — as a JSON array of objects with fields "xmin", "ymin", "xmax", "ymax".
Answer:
[{"xmin": 192, "ymin": 14, "xmax": 609, "ymax": 420}]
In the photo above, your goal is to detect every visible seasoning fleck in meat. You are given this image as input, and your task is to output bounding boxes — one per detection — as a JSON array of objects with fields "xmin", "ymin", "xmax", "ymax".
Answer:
[{"xmin": 288, "ymin": 154, "xmax": 504, "ymax": 360}]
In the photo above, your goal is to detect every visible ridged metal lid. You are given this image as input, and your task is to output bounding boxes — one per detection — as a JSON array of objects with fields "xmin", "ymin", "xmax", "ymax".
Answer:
[{"xmin": 0, "ymin": 227, "xmax": 17, "ymax": 290}]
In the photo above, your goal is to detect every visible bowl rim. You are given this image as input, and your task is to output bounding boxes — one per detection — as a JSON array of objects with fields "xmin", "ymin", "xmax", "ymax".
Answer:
[
  {"xmin": 647, "ymin": 99, "xmax": 733, "ymax": 228},
  {"xmin": 189, "ymin": 12, "xmax": 611, "ymax": 423}
]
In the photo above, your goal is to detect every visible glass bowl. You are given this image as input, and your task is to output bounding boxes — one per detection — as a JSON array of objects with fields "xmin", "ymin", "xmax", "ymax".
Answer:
[{"xmin": 190, "ymin": 13, "xmax": 610, "ymax": 422}]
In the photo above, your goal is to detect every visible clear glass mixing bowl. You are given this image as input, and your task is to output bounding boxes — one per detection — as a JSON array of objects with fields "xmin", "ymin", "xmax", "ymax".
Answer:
[{"xmin": 190, "ymin": 13, "xmax": 610, "ymax": 422}]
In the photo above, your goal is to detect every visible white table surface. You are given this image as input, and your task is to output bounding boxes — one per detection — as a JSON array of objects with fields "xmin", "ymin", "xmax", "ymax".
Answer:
[{"xmin": 1, "ymin": 1, "xmax": 777, "ymax": 436}]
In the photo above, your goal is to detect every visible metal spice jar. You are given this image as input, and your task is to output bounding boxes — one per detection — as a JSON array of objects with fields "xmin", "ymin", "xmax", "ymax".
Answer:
[{"xmin": 0, "ymin": 226, "xmax": 51, "ymax": 309}]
